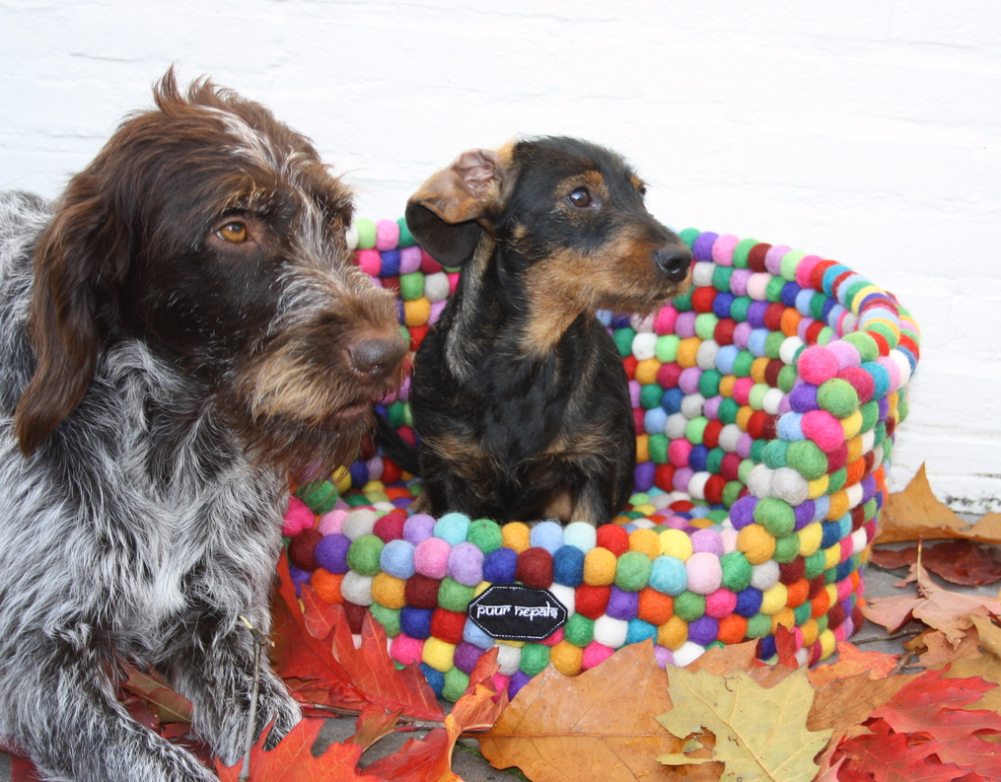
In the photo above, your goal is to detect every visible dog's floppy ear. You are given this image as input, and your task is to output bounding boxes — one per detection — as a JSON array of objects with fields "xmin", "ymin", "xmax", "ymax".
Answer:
[
  {"xmin": 14, "ymin": 178, "xmax": 131, "ymax": 457},
  {"xmin": 405, "ymin": 149, "xmax": 504, "ymax": 267}
]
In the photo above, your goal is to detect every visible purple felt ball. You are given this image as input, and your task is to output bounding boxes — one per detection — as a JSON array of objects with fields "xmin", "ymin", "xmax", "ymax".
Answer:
[
  {"xmin": 314, "ymin": 533, "xmax": 351, "ymax": 574},
  {"xmin": 404, "ymin": 514, "xmax": 436, "ymax": 545},
  {"xmin": 447, "ymin": 542, "xmax": 485, "ymax": 587}
]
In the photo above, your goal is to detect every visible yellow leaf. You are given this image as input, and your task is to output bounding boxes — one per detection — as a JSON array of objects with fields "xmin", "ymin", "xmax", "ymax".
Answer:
[{"xmin": 657, "ymin": 667, "xmax": 832, "ymax": 782}]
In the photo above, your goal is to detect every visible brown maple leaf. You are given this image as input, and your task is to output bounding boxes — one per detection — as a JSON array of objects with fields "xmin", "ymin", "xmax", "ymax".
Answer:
[{"xmin": 871, "ymin": 540, "xmax": 1001, "ymax": 586}]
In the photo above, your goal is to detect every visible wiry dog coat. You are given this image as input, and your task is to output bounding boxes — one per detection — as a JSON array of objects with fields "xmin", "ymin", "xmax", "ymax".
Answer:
[{"xmin": 0, "ymin": 73, "xmax": 406, "ymax": 782}]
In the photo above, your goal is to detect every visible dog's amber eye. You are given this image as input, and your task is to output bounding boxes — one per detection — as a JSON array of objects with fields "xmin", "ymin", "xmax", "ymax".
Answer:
[
  {"xmin": 568, "ymin": 188, "xmax": 592, "ymax": 208},
  {"xmin": 218, "ymin": 222, "xmax": 248, "ymax": 243}
]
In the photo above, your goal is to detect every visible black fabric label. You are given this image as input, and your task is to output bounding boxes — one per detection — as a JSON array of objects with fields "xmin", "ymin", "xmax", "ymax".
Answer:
[{"xmin": 467, "ymin": 584, "xmax": 568, "ymax": 641}]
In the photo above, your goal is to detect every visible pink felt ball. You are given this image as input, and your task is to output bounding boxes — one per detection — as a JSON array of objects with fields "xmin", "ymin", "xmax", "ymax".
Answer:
[
  {"xmin": 581, "ymin": 642, "xmax": 616, "ymax": 670},
  {"xmin": 413, "ymin": 537, "xmax": 451, "ymax": 579},
  {"xmin": 356, "ymin": 249, "xmax": 382, "ymax": 277},
  {"xmin": 685, "ymin": 552, "xmax": 723, "ymax": 595},
  {"xmin": 282, "ymin": 496, "xmax": 315, "ymax": 537},
  {"xmin": 801, "ymin": 409, "xmax": 846, "ymax": 453},
  {"xmin": 390, "ymin": 635, "xmax": 425, "ymax": 666},
  {"xmin": 797, "ymin": 346, "xmax": 839, "ymax": 385},
  {"xmin": 375, "ymin": 219, "xmax": 400, "ymax": 251},
  {"xmin": 705, "ymin": 588, "xmax": 738, "ymax": 619},
  {"xmin": 317, "ymin": 509, "xmax": 347, "ymax": 536}
]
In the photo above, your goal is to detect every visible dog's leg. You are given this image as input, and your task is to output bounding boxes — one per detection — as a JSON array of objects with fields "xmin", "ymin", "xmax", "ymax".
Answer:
[
  {"xmin": 3, "ymin": 638, "xmax": 218, "ymax": 782},
  {"xmin": 165, "ymin": 606, "xmax": 301, "ymax": 765}
]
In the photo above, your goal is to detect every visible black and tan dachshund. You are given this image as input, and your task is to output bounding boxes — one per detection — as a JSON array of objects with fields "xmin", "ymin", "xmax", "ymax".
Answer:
[{"xmin": 401, "ymin": 137, "xmax": 692, "ymax": 525}]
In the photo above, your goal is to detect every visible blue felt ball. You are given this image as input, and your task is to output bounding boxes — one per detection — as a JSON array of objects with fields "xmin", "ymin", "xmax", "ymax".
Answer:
[
  {"xmin": 735, "ymin": 587, "xmax": 763, "ymax": 617},
  {"xmin": 419, "ymin": 663, "xmax": 445, "ymax": 697},
  {"xmin": 626, "ymin": 618, "xmax": 658, "ymax": 645},
  {"xmin": 462, "ymin": 618, "xmax": 495, "ymax": 649},
  {"xmin": 530, "ymin": 521, "xmax": 564, "ymax": 554},
  {"xmin": 400, "ymin": 606, "xmax": 433, "ymax": 639},
  {"xmin": 434, "ymin": 512, "xmax": 471, "ymax": 545},
  {"xmin": 380, "ymin": 539, "xmax": 416, "ymax": 580},
  {"xmin": 552, "ymin": 545, "xmax": 585, "ymax": 587},
  {"xmin": 482, "ymin": 547, "xmax": 518, "ymax": 584},
  {"xmin": 649, "ymin": 555, "xmax": 687, "ymax": 596}
]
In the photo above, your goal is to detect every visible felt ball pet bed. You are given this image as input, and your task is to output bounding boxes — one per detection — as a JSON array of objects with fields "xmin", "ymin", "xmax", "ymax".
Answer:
[{"xmin": 282, "ymin": 218, "xmax": 920, "ymax": 702}]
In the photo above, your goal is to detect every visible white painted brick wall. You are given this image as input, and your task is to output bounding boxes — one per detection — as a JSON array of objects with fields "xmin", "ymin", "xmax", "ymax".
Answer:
[{"xmin": 2, "ymin": 0, "xmax": 999, "ymax": 510}]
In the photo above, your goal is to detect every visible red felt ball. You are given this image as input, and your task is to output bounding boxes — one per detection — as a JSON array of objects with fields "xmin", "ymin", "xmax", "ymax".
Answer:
[
  {"xmin": 657, "ymin": 362, "xmax": 682, "ymax": 389},
  {"xmin": 381, "ymin": 458, "xmax": 403, "ymax": 485},
  {"xmin": 838, "ymin": 367, "xmax": 876, "ymax": 405},
  {"xmin": 703, "ymin": 420, "xmax": 724, "ymax": 449},
  {"xmin": 575, "ymin": 585, "xmax": 611, "ymax": 619},
  {"xmin": 404, "ymin": 574, "xmax": 442, "ymax": 609},
  {"xmin": 704, "ymin": 475, "xmax": 727, "ymax": 505},
  {"xmin": 595, "ymin": 525, "xmax": 629, "ymax": 556},
  {"xmin": 764, "ymin": 359, "xmax": 784, "ymax": 388},
  {"xmin": 409, "ymin": 324, "xmax": 429, "ymax": 351},
  {"xmin": 747, "ymin": 243, "xmax": 771, "ymax": 273},
  {"xmin": 691, "ymin": 286, "xmax": 716, "ymax": 313},
  {"xmin": 430, "ymin": 608, "xmax": 466, "ymax": 645},
  {"xmin": 850, "ymin": 505, "xmax": 866, "ymax": 531},
  {"xmin": 827, "ymin": 603, "xmax": 847, "ymax": 630},
  {"xmin": 374, "ymin": 513, "xmax": 406, "ymax": 543},
  {"xmin": 622, "ymin": 355, "xmax": 638, "ymax": 380},
  {"xmin": 804, "ymin": 321, "xmax": 825, "ymax": 345},
  {"xmin": 763, "ymin": 303, "xmax": 784, "ymax": 332},
  {"xmin": 808, "ymin": 575, "xmax": 826, "ymax": 599},
  {"xmin": 359, "ymin": 436, "xmax": 377, "ymax": 461},
  {"xmin": 654, "ymin": 464, "xmax": 676, "ymax": 492},
  {"xmin": 343, "ymin": 601, "xmax": 367, "ymax": 634},
  {"xmin": 714, "ymin": 319, "xmax": 736, "ymax": 346},
  {"xmin": 746, "ymin": 411, "xmax": 769, "ymax": 440},
  {"xmin": 827, "ymin": 442, "xmax": 849, "ymax": 473},
  {"xmin": 778, "ymin": 558, "xmax": 805, "ymax": 585},
  {"xmin": 288, "ymin": 529, "xmax": 323, "ymax": 572},
  {"xmin": 720, "ymin": 453, "xmax": 742, "ymax": 482},
  {"xmin": 516, "ymin": 547, "xmax": 555, "ymax": 589}
]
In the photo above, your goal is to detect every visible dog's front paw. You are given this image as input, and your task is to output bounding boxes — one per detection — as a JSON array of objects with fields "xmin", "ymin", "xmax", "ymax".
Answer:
[{"xmin": 256, "ymin": 670, "xmax": 302, "ymax": 750}]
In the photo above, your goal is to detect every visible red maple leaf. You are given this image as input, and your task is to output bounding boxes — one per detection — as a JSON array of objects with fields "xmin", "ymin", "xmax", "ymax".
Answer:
[
  {"xmin": 840, "ymin": 720, "xmax": 969, "ymax": 782},
  {"xmin": 215, "ymin": 718, "xmax": 383, "ymax": 782}
]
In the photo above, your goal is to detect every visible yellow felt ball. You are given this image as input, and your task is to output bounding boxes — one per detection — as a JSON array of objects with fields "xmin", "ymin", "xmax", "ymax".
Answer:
[
  {"xmin": 550, "ymin": 640, "xmax": 583, "ymax": 676},
  {"xmin": 800, "ymin": 619, "xmax": 819, "ymax": 648},
  {"xmin": 807, "ymin": 475, "xmax": 829, "ymax": 499},
  {"xmin": 841, "ymin": 408, "xmax": 863, "ymax": 440},
  {"xmin": 403, "ymin": 297, "xmax": 432, "ymax": 327},
  {"xmin": 676, "ymin": 337, "xmax": 701, "ymax": 368},
  {"xmin": 825, "ymin": 583, "xmax": 839, "ymax": 606},
  {"xmin": 736, "ymin": 524, "xmax": 776, "ymax": 565},
  {"xmin": 770, "ymin": 607, "xmax": 796, "ymax": 633},
  {"xmin": 502, "ymin": 522, "xmax": 531, "ymax": 553},
  {"xmin": 750, "ymin": 357, "xmax": 770, "ymax": 384},
  {"xmin": 473, "ymin": 581, "xmax": 491, "ymax": 597},
  {"xmin": 332, "ymin": 467, "xmax": 352, "ymax": 494},
  {"xmin": 735, "ymin": 405, "xmax": 754, "ymax": 432},
  {"xmin": 719, "ymin": 375, "xmax": 736, "ymax": 398},
  {"xmin": 658, "ymin": 528, "xmax": 693, "ymax": 561},
  {"xmin": 632, "ymin": 503, "xmax": 656, "ymax": 517},
  {"xmin": 634, "ymin": 357, "xmax": 661, "ymax": 385},
  {"xmin": 826, "ymin": 490, "xmax": 850, "ymax": 521},
  {"xmin": 759, "ymin": 582, "xmax": 788, "ymax": 615},
  {"xmin": 818, "ymin": 629, "xmax": 837, "ymax": 660},
  {"xmin": 689, "ymin": 517, "xmax": 715, "ymax": 530},
  {"xmin": 371, "ymin": 573, "xmax": 407, "ymax": 609},
  {"xmin": 583, "ymin": 547, "xmax": 617, "ymax": 586},
  {"xmin": 657, "ymin": 615, "xmax": 688, "ymax": 650},
  {"xmin": 797, "ymin": 523, "xmax": 823, "ymax": 557},
  {"xmin": 497, "ymin": 638, "xmax": 525, "ymax": 649},
  {"xmin": 845, "ymin": 435, "xmax": 864, "ymax": 464},
  {"xmin": 636, "ymin": 434, "xmax": 650, "ymax": 464},
  {"xmin": 629, "ymin": 528, "xmax": 661, "ymax": 560},
  {"xmin": 421, "ymin": 637, "xmax": 455, "ymax": 673}
]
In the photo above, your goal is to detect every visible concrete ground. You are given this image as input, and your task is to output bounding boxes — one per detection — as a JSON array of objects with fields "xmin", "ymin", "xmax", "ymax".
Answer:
[{"xmin": 1, "ymin": 528, "xmax": 994, "ymax": 781}]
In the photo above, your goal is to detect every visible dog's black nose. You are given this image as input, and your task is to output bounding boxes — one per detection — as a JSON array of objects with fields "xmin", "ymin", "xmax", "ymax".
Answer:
[
  {"xmin": 654, "ymin": 245, "xmax": 693, "ymax": 283},
  {"xmin": 349, "ymin": 335, "xmax": 408, "ymax": 380}
]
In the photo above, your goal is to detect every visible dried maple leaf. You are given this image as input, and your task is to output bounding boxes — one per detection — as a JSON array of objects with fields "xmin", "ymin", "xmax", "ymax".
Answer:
[
  {"xmin": 871, "ymin": 541, "xmax": 1001, "ymax": 586},
  {"xmin": 117, "ymin": 661, "xmax": 193, "ymax": 725},
  {"xmin": 840, "ymin": 720, "xmax": 969, "ymax": 782},
  {"xmin": 215, "ymin": 718, "xmax": 383, "ymax": 782},
  {"xmin": 478, "ymin": 640, "xmax": 708, "ymax": 782},
  {"xmin": 861, "ymin": 559, "xmax": 1001, "ymax": 645},
  {"xmin": 808, "ymin": 641, "xmax": 901, "ymax": 687},
  {"xmin": 905, "ymin": 628, "xmax": 983, "ymax": 667},
  {"xmin": 656, "ymin": 666, "xmax": 832, "ymax": 782},
  {"xmin": 877, "ymin": 465, "xmax": 1001, "ymax": 545},
  {"xmin": 807, "ymin": 671, "xmax": 914, "ymax": 734}
]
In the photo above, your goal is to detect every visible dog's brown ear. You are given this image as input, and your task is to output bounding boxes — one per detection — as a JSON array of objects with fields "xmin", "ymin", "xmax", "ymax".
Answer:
[
  {"xmin": 14, "ymin": 181, "xmax": 130, "ymax": 457},
  {"xmin": 405, "ymin": 149, "xmax": 503, "ymax": 267}
]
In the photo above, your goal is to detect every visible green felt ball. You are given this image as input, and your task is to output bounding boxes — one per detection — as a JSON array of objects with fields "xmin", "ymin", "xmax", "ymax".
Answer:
[
  {"xmin": 720, "ymin": 551, "xmax": 753, "ymax": 592},
  {"xmin": 655, "ymin": 334, "xmax": 680, "ymax": 363},
  {"xmin": 294, "ymin": 479, "xmax": 339, "ymax": 514},
  {"xmin": 792, "ymin": 601, "xmax": 813, "ymax": 626},
  {"xmin": 673, "ymin": 591, "xmax": 706, "ymax": 622},
  {"xmin": 763, "ymin": 440, "xmax": 789, "ymax": 469},
  {"xmin": 706, "ymin": 448, "xmax": 725, "ymax": 475},
  {"xmin": 695, "ymin": 313, "xmax": 718, "ymax": 341},
  {"xmin": 685, "ymin": 417, "xmax": 709, "ymax": 447},
  {"xmin": 860, "ymin": 400, "xmax": 880, "ymax": 433},
  {"xmin": 765, "ymin": 276, "xmax": 785, "ymax": 304},
  {"xmin": 369, "ymin": 603, "xmax": 401, "ymax": 637},
  {"xmin": 346, "ymin": 493, "xmax": 373, "ymax": 508},
  {"xmin": 615, "ymin": 551, "xmax": 652, "ymax": 591},
  {"xmin": 467, "ymin": 518, "xmax": 504, "ymax": 554},
  {"xmin": 738, "ymin": 458, "xmax": 757, "ymax": 486},
  {"xmin": 713, "ymin": 265, "xmax": 734, "ymax": 293},
  {"xmin": 730, "ymin": 297, "xmax": 751, "ymax": 323},
  {"xmin": 754, "ymin": 498, "xmax": 796, "ymax": 536},
  {"xmin": 707, "ymin": 510, "xmax": 729, "ymax": 524},
  {"xmin": 733, "ymin": 350, "xmax": 754, "ymax": 377},
  {"xmin": 722, "ymin": 481, "xmax": 744, "ymax": 508},
  {"xmin": 648, "ymin": 434, "xmax": 669, "ymax": 464},
  {"xmin": 698, "ymin": 369, "xmax": 722, "ymax": 398},
  {"xmin": 439, "ymin": 578, "xmax": 475, "ymax": 612},
  {"xmin": 765, "ymin": 331, "xmax": 785, "ymax": 359},
  {"xmin": 347, "ymin": 535, "xmax": 384, "ymax": 576},
  {"xmin": 442, "ymin": 666, "xmax": 470, "ymax": 702},
  {"xmin": 772, "ymin": 534, "xmax": 801, "ymax": 563},
  {"xmin": 746, "ymin": 613, "xmax": 772, "ymax": 638},
  {"xmin": 399, "ymin": 272, "xmax": 424, "ymax": 301},
  {"xmin": 396, "ymin": 217, "xmax": 416, "ymax": 247},
  {"xmin": 781, "ymin": 251, "xmax": 806, "ymax": 283},
  {"xmin": 748, "ymin": 383, "xmax": 768, "ymax": 411},
  {"xmin": 842, "ymin": 332, "xmax": 879, "ymax": 363},
  {"xmin": 732, "ymin": 238, "xmax": 758, "ymax": 269},
  {"xmin": 827, "ymin": 467, "xmax": 847, "ymax": 494},
  {"xmin": 786, "ymin": 440, "xmax": 828, "ymax": 480},
  {"xmin": 749, "ymin": 439, "xmax": 767, "ymax": 464},
  {"xmin": 804, "ymin": 551, "xmax": 828, "ymax": 579},
  {"xmin": 680, "ymin": 227, "xmax": 700, "ymax": 248},
  {"xmin": 640, "ymin": 383, "xmax": 663, "ymax": 410},
  {"xmin": 520, "ymin": 644, "xmax": 551, "ymax": 676},
  {"xmin": 564, "ymin": 613, "xmax": 594, "ymax": 646},
  {"xmin": 355, "ymin": 218, "xmax": 377, "ymax": 250},
  {"xmin": 718, "ymin": 398, "xmax": 740, "ymax": 425},
  {"xmin": 816, "ymin": 614, "xmax": 829, "ymax": 635},
  {"xmin": 817, "ymin": 379, "xmax": 859, "ymax": 418},
  {"xmin": 809, "ymin": 293, "xmax": 827, "ymax": 321},
  {"xmin": 613, "ymin": 327, "xmax": 636, "ymax": 358},
  {"xmin": 778, "ymin": 365, "xmax": 799, "ymax": 393}
]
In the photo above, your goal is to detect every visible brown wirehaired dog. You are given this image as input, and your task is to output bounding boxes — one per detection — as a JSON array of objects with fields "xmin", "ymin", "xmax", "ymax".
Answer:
[
  {"xmin": 0, "ymin": 72, "xmax": 406, "ymax": 781},
  {"xmin": 402, "ymin": 137, "xmax": 691, "ymax": 525}
]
